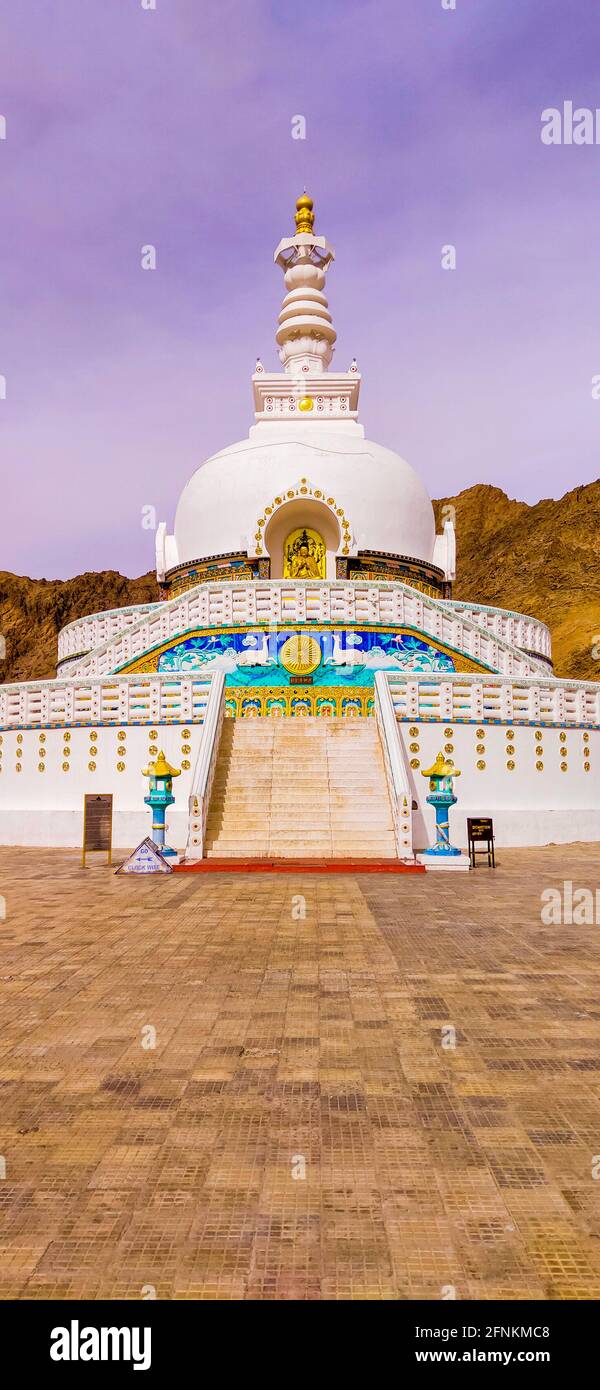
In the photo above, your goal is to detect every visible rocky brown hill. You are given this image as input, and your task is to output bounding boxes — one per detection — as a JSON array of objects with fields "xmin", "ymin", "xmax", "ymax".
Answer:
[
  {"xmin": 0, "ymin": 570, "xmax": 159, "ymax": 685},
  {"xmin": 433, "ymin": 481, "xmax": 600, "ymax": 681},
  {"xmin": 1, "ymin": 480, "xmax": 599, "ymax": 683}
]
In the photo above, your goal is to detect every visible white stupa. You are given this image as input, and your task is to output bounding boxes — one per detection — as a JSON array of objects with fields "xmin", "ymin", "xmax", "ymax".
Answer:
[
  {"xmin": 156, "ymin": 193, "xmax": 455, "ymax": 594},
  {"xmin": 1, "ymin": 192, "xmax": 598, "ymax": 859}
]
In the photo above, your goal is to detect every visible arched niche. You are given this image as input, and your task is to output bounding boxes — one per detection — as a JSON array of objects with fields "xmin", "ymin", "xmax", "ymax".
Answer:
[{"xmin": 263, "ymin": 497, "xmax": 343, "ymax": 579}]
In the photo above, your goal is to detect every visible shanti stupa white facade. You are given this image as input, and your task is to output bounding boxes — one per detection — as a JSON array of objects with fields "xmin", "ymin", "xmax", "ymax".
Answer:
[{"xmin": 1, "ymin": 194, "xmax": 599, "ymax": 859}]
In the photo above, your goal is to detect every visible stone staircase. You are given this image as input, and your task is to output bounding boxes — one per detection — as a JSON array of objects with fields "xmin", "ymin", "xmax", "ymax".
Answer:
[{"xmin": 204, "ymin": 716, "xmax": 398, "ymax": 859}]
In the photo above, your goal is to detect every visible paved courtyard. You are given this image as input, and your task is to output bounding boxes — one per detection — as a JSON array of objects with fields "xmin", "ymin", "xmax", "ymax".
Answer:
[{"xmin": 1, "ymin": 845, "xmax": 600, "ymax": 1300}]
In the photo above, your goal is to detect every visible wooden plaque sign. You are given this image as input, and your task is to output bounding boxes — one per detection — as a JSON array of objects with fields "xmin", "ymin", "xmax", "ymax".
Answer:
[
  {"xmin": 82, "ymin": 794, "xmax": 113, "ymax": 866},
  {"xmin": 466, "ymin": 816, "xmax": 495, "ymax": 869}
]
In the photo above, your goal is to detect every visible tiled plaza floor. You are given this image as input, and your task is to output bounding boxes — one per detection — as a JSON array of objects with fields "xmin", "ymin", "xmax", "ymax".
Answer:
[{"xmin": 1, "ymin": 844, "xmax": 600, "ymax": 1300}]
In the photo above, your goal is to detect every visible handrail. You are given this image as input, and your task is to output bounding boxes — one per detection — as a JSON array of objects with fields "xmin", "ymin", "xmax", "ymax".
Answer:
[
  {"xmin": 374, "ymin": 671, "xmax": 414, "ymax": 859},
  {"xmin": 185, "ymin": 672, "xmax": 226, "ymax": 860}
]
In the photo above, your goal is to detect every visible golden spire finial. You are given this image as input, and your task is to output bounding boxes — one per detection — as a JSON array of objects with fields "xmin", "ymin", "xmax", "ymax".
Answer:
[{"xmin": 295, "ymin": 191, "xmax": 314, "ymax": 235}]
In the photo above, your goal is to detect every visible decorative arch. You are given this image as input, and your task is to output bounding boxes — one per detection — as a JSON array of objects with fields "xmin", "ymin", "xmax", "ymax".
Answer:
[{"xmin": 248, "ymin": 478, "xmax": 356, "ymax": 579}]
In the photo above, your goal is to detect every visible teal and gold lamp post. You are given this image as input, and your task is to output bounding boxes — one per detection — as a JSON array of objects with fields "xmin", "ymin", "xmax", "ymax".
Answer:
[
  {"xmin": 421, "ymin": 753, "xmax": 461, "ymax": 858},
  {"xmin": 142, "ymin": 751, "xmax": 181, "ymax": 858}
]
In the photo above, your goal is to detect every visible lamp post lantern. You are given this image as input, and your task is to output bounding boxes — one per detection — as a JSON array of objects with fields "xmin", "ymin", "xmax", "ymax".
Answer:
[
  {"xmin": 142, "ymin": 751, "xmax": 181, "ymax": 858},
  {"xmin": 421, "ymin": 753, "xmax": 462, "ymax": 858}
]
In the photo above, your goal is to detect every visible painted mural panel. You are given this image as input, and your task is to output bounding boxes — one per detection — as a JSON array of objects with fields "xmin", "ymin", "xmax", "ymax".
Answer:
[{"xmin": 157, "ymin": 627, "xmax": 455, "ymax": 686}]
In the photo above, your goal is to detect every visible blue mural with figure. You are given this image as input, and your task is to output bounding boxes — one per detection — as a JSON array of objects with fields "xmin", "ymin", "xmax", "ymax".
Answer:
[{"xmin": 156, "ymin": 627, "xmax": 455, "ymax": 686}]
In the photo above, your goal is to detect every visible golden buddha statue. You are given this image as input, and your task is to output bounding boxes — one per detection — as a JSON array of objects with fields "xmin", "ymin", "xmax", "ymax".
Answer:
[{"xmin": 284, "ymin": 527, "xmax": 325, "ymax": 579}]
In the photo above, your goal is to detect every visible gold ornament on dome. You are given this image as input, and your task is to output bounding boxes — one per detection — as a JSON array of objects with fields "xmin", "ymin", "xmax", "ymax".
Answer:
[
  {"xmin": 444, "ymin": 743, "xmax": 454, "ymax": 754},
  {"xmin": 476, "ymin": 728, "xmax": 485, "ymax": 738},
  {"xmin": 409, "ymin": 726, "xmax": 419, "ymax": 737},
  {"xmin": 536, "ymin": 761, "xmax": 544, "ymax": 771},
  {"xmin": 16, "ymin": 764, "xmax": 22, "ymax": 772},
  {"xmin": 38, "ymin": 763, "xmax": 45, "ymax": 772},
  {"xmin": 182, "ymin": 729, "xmax": 191, "ymax": 738},
  {"xmin": 39, "ymin": 733, "xmax": 46, "ymax": 743},
  {"xmin": 88, "ymin": 761, "xmax": 96, "ymax": 772},
  {"xmin": 117, "ymin": 745, "xmax": 126, "ymax": 756},
  {"xmin": 506, "ymin": 744, "xmax": 514, "ymax": 756},
  {"xmin": 535, "ymin": 731, "xmax": 543, "ymax": 741},
  {"xmin": 279, "ymin": 633, "xmax": 322, "ymax": 677},
  {"xmin": 117, "ymin": 762, "xmax": 126, "ymax": 772},
  {"xmin": 477, "ymin": 760, "xmax": 486, "ymax": 770},
  {"xmin": 476, "ymin": 744, "xmax": 485, "ymax": 754},
  {"xmin": 283, "ymin": 527, "xmax": 326, "ymax": 579},
  {"xmin": 409, "ymin": 743, "xmax": 419, "ymax": 754},
  {"xmin": 295, "ymin": 191, "xmax": 315, "ymax": 235},
  {"xmin": 181, "ymin": 744, "xmax": 191, "ymax": 755},
  {"xmin": 559, "ymin": 732, "xmax": 567, "ymax": 743},
  {"xmin": 410, "ymin": 758, "xmax": 420, "ymax": 769},
  {"xmin": 584, "ymin": 761, "xmax": 591, "ymax": 771},
  {"xmin": 444, "ymin": 728, "xmax": 454, "ymax": 738},
  {"xmin": 507, "ymin": 760, "xmax": 515, "ymax": 771},
  {"xmin": 62, "ymin": 763, "xmax": 70, "ymax": 772},
  {"xmin": 181, "ymin": 760, "xmax": 191, "ymax": 771},
  {"xmin": 89, "ymin": 745, "xmax": 97, "ymax": 757},
  {"xmin": 506, "ymin": 729, "xmax": 515, "ymax": 739},
  {"xmin": 17, "ymin": 734, "xmax": 23, "ymax": 744},
  {"xmin": 149, "ymin": 746, "xmax": 158, "ymax": 757},
  {"xmin": 150, "ymin": 730, "xmax": 158, "ymax": 739},
  {"xmin": 560, "ymin": 762, "xmax": 568, "ymax": 771}
]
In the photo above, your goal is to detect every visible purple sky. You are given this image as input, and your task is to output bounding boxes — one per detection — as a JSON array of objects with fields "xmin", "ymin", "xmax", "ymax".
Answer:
[{"xmin": 1, "ymin": 0, "xmax": 599, "ymax": 580}]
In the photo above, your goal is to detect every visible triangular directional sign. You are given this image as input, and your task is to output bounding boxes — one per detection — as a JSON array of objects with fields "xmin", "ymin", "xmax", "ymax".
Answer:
[{"xmin": 115, "ymin": 837, "xmax": 173, "ymax": 875}]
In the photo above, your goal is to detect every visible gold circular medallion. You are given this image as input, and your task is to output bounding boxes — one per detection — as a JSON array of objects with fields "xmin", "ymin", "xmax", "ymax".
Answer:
[
  {"xmin": 410, "ymin": 758, "xmax": 420, "ymax": 769},
  {"xmin": 181, "ymin": 744, "xmax": 191, "ymax": 755},
  {"xmin": 409, "ymin": 743, "xmax": 420, "ymax": 753},
  {"xmin": 444, "ymin": 728, "xmax": 454, "ymax": 738},
  {"xmin": 444, "ymin": 743, "xmax": 454, "ymax": 754},
  {"xmin": 182, "ymin": 729, "xmax": 191, "ymax": 739},
  {"xmin": 38, "ymin": 762, "xmax": 45, "ymax": 772},
  {"xmin": 117, "ymin": 745, "xmax": 126, "ymax": 756},
  {"xmin": 88, "ymin": 761, "xmax": 96, "ymax": 772},
  {"xmin": 535, "ymin": 731, "xmax": 543, "ymax": 742},
  {"xmin": 298, "ymin": 397, "xmax": 314, "ymax": 412},
  {"xmin": 476, "ymin": 728, "xmax": 485, "ymax": 738},
  {"xmin": 506, "ymin": 744, "xmax": 514, "ymax": 756},
  {"xmin": 560, "ymin": 761, "xmax": 568, "ymax": 771},
  {"xmin": 181, "ymin": 760, "xmax": 191, "ymax": 771},
  {"xmin": 116, "ymin": 761, "xmax": 125, "ymax": 772},
  {"xmin": 476, "ymin": 743, "xmax": 485, "ymax": 754},
  {"xmin": 62, "ymin": 762, "xmax": 70, "ymax": 772},
  {"xmin": 536, "ymin": 761, "xmax": 544, "ymax": 771},
  {"xmin": 559, "ymin": 732, "xmax": 567, "ymax": 743},
  {"xmin": 89, "ymin": 745, "xmax": 97, "ymax": 757},
  {"xmin": 477, "ymin": 760, "xmax": 486, "ymax": 770},
  {"xmin": 278, "ymin": 633, "xmax": 322, "ymax": 676},
  {"xmin": 506, "ymin": 729, "xmax": 515, "ymax": 739},
  {"xmin": 506, "ymin": 760, "xmax": 515, "ymax": 771},
  {"xmin": 409, "ymin": 727, "xmax": 419, "ymax": 737},
  {"xmin": 584, "ymin": 761, "xmax": 591, "ymax": 771}
]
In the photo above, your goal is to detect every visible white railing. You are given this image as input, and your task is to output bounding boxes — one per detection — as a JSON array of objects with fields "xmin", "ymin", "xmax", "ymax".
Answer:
[
  {"xmin": 185, "ymin": 672, "xmax": 226, "ymax": 860},
  {"xmin": 445, "ymin": 600, "xmax": 552, "ymax": 661},
  {"xmin": 386, "ymin": 671, "xmax": 600, "ymax": 728},
  {"xmin": 374, "ymin": 671, "xmax": 414, "ymax": 858},
  {"xmin": 57, "ymin": 602, "xmax": 162, "ymax": 664},
  {"xmin": 61, "ymin": 579, "xmax": 548, "ymax": 680},
  {"xmin": 0, "ymin": 673, "xmax": 215, "ymax": 730}
]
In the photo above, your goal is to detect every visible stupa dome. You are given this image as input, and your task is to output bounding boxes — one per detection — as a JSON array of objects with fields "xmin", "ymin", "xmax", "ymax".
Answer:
[
  {"xmin": 172, "ymin": 426, "xmax": 437, "ymax": 574},
  {"xmin": 156, "ymin": 194, "xmax": 454, "ymax": 591}
]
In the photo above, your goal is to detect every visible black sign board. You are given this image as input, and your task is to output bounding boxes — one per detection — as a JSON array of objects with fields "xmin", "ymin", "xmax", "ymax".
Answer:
[
  {"xmin": 82, "ymin": 794, "xmax": 113, "ymax": 866},
  {"xmin": 467, "ymin": 816, "xmax": 495, "ymax": 869}
]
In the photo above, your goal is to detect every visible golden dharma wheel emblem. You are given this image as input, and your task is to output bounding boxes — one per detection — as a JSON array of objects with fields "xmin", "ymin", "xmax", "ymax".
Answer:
[
  {"xmin": 409, "ymin": 726, "xmax": 419, "ymax": 737},
  {"xmin": 278, "ymin": 633, "xmax": 322, "ymax": 676}
]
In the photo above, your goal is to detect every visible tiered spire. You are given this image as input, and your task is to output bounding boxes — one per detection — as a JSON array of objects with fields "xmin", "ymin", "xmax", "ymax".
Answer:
[{"xmin": 273, "ymin": 193, "xmax": 336, "ymax": 374}]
